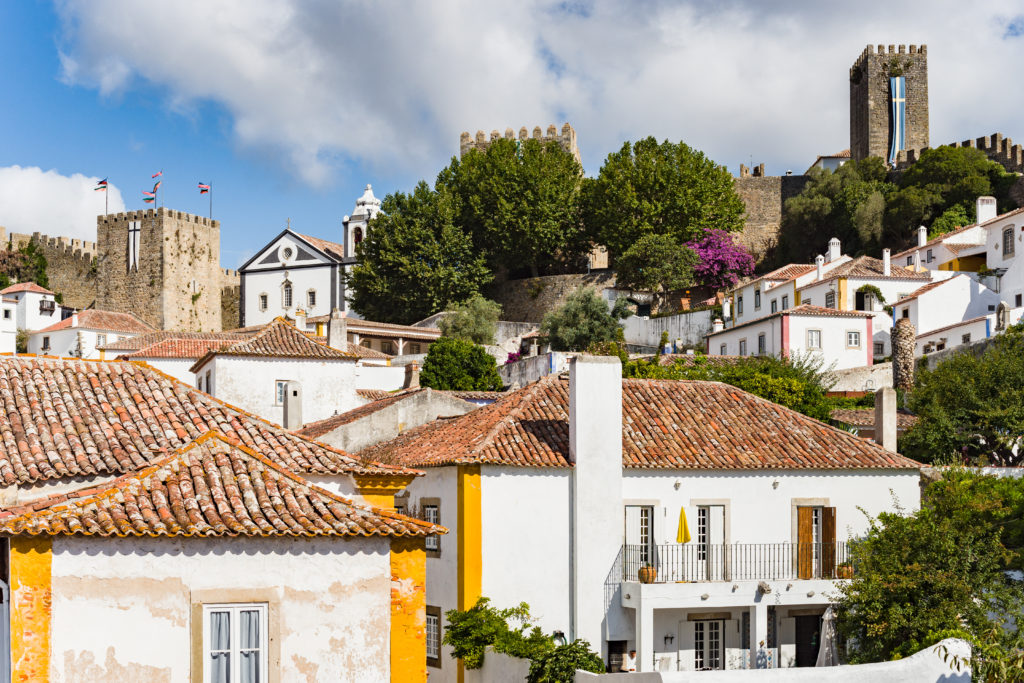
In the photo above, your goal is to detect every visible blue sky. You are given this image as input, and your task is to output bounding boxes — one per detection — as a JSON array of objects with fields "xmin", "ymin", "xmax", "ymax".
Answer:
[{"xmin": 3, "ymin": 1, "xmax": 1024, "ymax": 268}]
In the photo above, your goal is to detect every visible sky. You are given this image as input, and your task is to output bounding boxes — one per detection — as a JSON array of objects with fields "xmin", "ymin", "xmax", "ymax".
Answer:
[{"xmin": 3, "ymin": 1, "xmax": 1024, "ymax": 268}]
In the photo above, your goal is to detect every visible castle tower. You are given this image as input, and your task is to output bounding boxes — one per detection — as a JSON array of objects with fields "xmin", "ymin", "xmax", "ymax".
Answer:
[
  {"xmin": 459, "ymin": 123, "xmax": 581, "ymax": 164},
  {"xmin": 849, "ymin": 45, "xmax": 928, "ymax": 163},
  {"xmin": 96, "ymin": 208, "xmax": 223, "ymax": 331},
  {"xmin": 342, "ymin": 184, "xmax": 382, "ymax": 259}
]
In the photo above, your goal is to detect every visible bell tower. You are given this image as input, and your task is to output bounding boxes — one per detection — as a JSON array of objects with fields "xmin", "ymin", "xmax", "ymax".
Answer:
[{"xmin": 342, "ymin": 184, "xmax": 382, "ymax": 259}]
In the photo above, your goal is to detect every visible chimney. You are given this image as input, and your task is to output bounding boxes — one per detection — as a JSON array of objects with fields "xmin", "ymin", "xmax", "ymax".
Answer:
[
  {"xmin": 569, "ymin": 355, "xmax": 623, "ymax": 657},
  {"xmin": 403, "ymin": 362, "xmax": 420, "ymax": 389},
  {"xmin": 918, "ymin": 226, "xmax": 928, "ymax": 247},
  {"xmin": 71, "ymin": 313, "xmax": 78, "ymax": 328},
  {"xmin": 977, "ymin": 195, "xmax": 998, "ymax": 224},
  {"xmin": 815, "ymin": 254, "xmax": 825, "ymax": 280},
  {"xmin": 713, "ymin": 318, "xmax": 725, "ymax": 333},
  {"xmin": 882, "ymin": 248, "xmax": 891, "ymax": 276},
  {"xmin": 827, "ymin": 238, "xmax": 841, "ymax": 263},
  {"xmin": 327, "ymin": 309, "xmax": 347, "ymax": 352},
  {"xmin": 283, "ymin": 381, "xmax": 302, "ymax": 430},
  {"xmin": 294, "ymin": 309, "xmax": 307, "ymax": 332},
  {"xmin": 874, "ymin": 387, "xmax": 898, "ymax": 453}
]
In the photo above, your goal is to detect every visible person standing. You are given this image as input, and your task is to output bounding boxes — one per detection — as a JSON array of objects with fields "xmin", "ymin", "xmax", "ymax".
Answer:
[{"xmin": 620, "ymin": 649, "xmax": 637, "ymax": 672}]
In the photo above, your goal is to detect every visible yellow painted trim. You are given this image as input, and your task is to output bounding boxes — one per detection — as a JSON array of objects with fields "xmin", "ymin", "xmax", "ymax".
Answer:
[
  {"xmin": 456, "ymin": 464, "xmax": 482, "ymax": 683},
  {"xmin": 838, "ymin": 279, "xmax": 849, "ymax": 310},
  {"xmin": 354, "ymin": 474, "xmax": 416, "ymax": 510},
  {"xmin": 11, "ymin": 536, "xmax": 52, "ymax": 682},
  {"xmin": 390, "ymin": 536, "xmax": 427, "ymax": 682},
  {"xmin": 794, "ymin": 283, "xmax": 801, "ymax": 306}
]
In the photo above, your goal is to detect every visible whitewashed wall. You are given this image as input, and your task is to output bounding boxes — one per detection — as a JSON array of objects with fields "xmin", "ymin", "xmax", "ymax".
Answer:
[
  {"xmin": 0, "ymin": 301, "xmax": 15, "ymax": 353},
  {"xmin": 10, "ymin": 290, "xmax": 60, "ymax": 331},
  {"xmin": 985, "ymin": 214, "xmax": 1024, "ymax": 306},
  {"xmin": 621, "ymin": 310, "xmax": 714, "ymax": 348},
  {"xmin": 27, "ymin": 327, "xmax": 138, "ymax": 359},
  {"xmin": 197, "ymin": 356, "xmax": 359, "ymax": 426},
  {"xmin": 354, "ymin": 364, "xmax": 406, "ymax": 391},
  {"xmin": 48, "ymin": 534, "xmax": 392, "ymax": 682},
  {"xmin": 135, "ymin": 358, "xmax": 197, "ymax": 385}
]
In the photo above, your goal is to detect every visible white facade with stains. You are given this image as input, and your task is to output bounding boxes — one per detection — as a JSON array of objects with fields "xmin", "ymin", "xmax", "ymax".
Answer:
[{"xmin": 47, "ymin": 535, "xmax": 392, "ymax": 682}]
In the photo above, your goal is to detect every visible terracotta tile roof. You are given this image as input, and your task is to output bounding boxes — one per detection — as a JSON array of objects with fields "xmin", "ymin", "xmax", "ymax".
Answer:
[
  {"xmin": 895, "ymin": 279, "xmax": 950, "ymax": 304},
  {"xmin": 120, "ymin": 338, "xmax": 241, "ymax": 360},
  {"xmin": 763, "ymin": 264, "xmax": 816, "ymax": 281},
  {"xmin": 355, "ymin": 387, "xmax": 504, "ymax": 403},
  {"xmin": 190, "ymin": 317, "xmax": 357, "ymax": 371},
  {"xmin": 0, "ymin": 432, "xmax": 441, "ymax": 538},
  {"xmin": 358, "ymin": 375, "xmax": 921, "ymax": 470},
  {"xmin": 357, "ymin": 388, "xmax": 392, "ymax": 401},
  {"xmin": 654, "ymin": 354, "xmax": 743, "ymax": 367},
  {"xmin": 99, "ymin": 331, "xmax": 247, "ymax": 352},
  {"xmin": 0, "ymin": 282, "xmax": 54, "ymax": 295},
  {"xmin": 798, "ymin": 256, "xmax": 929, "ymax": 289},
  {"xmin": 306, "ymin": 316, "xmax": 442, "ymax": 340},
  {"xmin": 707, "ymin": 304, "xmax": 869, "ymax": 336},
  {"xmin": 833, "ymin": 149, "xmax": 851, "ymax": 158},
  {"xmin": 917, "ymin": 315, "xmax": 988, "ymax": 339},
  {"xmin": 295, "ymin": 232, "xmax": 346, "ymax": 261},
  {"xmin": 345, "ymin": 342, "xmax": 393, "ymax": 359},
  {"xmin": 34, "ymin": 310, "xmax": 156, "ymax": 335},
  {"xmin": 892, "ymin": 223, "xmax": 989, "ymax": 260},
  {"xmin": 297, "ymin": 391, "xmax": 425, "ymax": 439},
  {"xmin": 831, "ymin": 408, "xmax": 918, "ymax": 430},
  {"xmin": 0, "ymin": 355, "xmax": 417, "ymax": 485}
]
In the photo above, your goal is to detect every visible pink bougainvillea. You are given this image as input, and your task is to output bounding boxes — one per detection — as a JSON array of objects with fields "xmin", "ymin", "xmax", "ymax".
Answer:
[{"xmin": 687, "ymin": 229, "xmax": 755, "ymax": 290}]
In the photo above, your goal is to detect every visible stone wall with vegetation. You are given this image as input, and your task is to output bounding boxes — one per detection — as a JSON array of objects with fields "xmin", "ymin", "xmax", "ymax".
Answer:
[
  {"xmin": 0, "ymin": 227, "xmax": 97, "ymax": 309},
  {"xmin": 489, "ymin": 271, "xmax": 617, "ymax": 323}
]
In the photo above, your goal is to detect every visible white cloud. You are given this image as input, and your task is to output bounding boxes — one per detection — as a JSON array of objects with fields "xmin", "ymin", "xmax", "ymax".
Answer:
[
  {"xmin": 53, "ymin": 0, "xmax": 1024, "ymax": 183},
  {"xmin": 0, "ymin": 166, "xmax": 125, "ymax": 242}
]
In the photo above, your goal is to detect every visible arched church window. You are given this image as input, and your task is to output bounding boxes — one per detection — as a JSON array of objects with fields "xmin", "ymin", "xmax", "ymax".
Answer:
[{"xmin": 354, "ymin": 227, "xmax": 363, "ymax": 245}]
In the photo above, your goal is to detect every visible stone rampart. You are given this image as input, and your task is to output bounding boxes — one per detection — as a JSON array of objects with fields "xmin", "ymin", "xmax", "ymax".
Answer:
[
  {"xmin": 734, "ymin": 172, "xmax": 809, "ymax": 262},
  {"xmin": 489, "ymin": 271, "xmax": 617, "ymax": 323},
  {"xmin": 460, "ymin": 123, "xmax": 580, "ymax": 163},
  {"xmin": 895, "ymin": 132, "xmax": 1024, "ymax": 174},
  {"xmin": 0, "ymin": 227, "xmax": 98, "ymax": 309}
]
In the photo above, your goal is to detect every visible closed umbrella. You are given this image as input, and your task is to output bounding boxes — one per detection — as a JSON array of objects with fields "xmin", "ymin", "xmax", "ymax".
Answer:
[
  {"xmin": 815, "ymin": 606, "xmax": 839, "ymax": 667},
  {"xmin": 677, "ymin": 507, "xmax": 692, "ymax": 543}
]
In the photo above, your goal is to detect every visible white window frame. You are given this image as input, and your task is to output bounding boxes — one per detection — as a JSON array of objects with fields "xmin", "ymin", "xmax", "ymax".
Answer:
[
  {"xmin": 754, "ymin": 290, "xmax": 761, "ymax": 310},
  {"xmin": 738, "ymin": 339, "xmax": 747, "ymax": 356},
  {"xmin": 807, "ymin": 329, "xmax": 822, "ymax": 349},
  {"xmin": 307, "ymin": 289, "xmax": 316, "ymax": 309},
  {"xmin": 202, "ymin": 602, "xmax": 269, "ymax": 683},
  {"xmin": 1003, "ymin": 227, "xmax": 1015, "ymax": 257},
  {"xmin": 96, "ymin": 333, "xmax": 107, "ymax": 347},
  {"xmin": 2, "ymin": 309, "xmax": 9, "ymax": 320},
  {"xmin": 423, "ymin": 502, "xmax": 440, "ymax": 554},
  {"xmin": 275, "ymin": 380, "xmax": 287, "ymax": 405},
  {"xmin": 846, "ymin": 330, "xmax": 861, "ymax": 348},
  {"xmin": 281, "ymin": 281, "xmax": 293, "ymax": 309},
  {"xmin": 824, "ymin": 291, "xmax": 836, "ymax": 309},
  {"xmin": 426, "ymin": 605, "xmax": 442, "ymax": 668}
]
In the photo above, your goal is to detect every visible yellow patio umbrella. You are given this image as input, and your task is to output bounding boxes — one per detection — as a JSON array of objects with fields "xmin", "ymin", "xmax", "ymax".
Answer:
[{"xmin": 676, "ymin": 507, "xmax": 692, "ymax": 543}]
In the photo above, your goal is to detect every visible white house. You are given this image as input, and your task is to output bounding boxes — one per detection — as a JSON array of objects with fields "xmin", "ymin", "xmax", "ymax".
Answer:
[
  {"xmin": 804, "ymin": 149, "xmax": 850, "ymax": 174},
  {"xmin": 706, "ymin": 304, "xmax": 874, "ymax": 371},
  {"xmin": 891, "ymin": 275, "xmax": 1007, "ymax": 355},
  {"xmin": 890, "ymin": 196, "xmax": 995, "ymax": 273},
  {"xmin": 238, "ymin": 185, "xmax": 381, "ymax": 327},
  {"xmin": 0, "ymin": 282, "xmax": 61, "ymax": 332},
  {"xmin": 27, "ymin": 309, "xmax": 154, "ymax": 358},
  {"xmin": 359, "ymin": 357, "xmax": 922, "ymax": 676},
  {"xmin": 109, "ymin": 331, "xmax": 250, "ymax": 384},
  {"xmin": 978, "ymin": 205, "xmax": 1024, "ymax": 308},
  {"xmin": 0, "ymin": 296, "xmax": 15, "ymax": 354},
  {"xmin": 190, "ymin": 317, "xmax": 364, "ymax": 427}
]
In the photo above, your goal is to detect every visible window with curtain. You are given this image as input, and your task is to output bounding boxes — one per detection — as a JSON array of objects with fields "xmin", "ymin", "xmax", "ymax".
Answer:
[{"xmin": 203, "ymin": 603, "xmax": 268, "ymax": 683}]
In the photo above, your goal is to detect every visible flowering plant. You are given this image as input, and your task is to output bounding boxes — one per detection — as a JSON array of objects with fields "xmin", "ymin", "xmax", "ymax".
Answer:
[{"xmin": 687, "ymin": 229, "xmax": 754, "ymax": 290}]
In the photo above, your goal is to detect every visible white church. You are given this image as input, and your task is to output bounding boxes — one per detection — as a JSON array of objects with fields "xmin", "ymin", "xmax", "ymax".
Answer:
[{"xmin": 238, "ymin": 185, "xmax": 381, "ymax": 327}]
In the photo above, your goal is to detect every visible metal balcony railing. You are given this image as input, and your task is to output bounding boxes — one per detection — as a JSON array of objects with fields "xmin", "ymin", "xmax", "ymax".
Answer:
[{"xmin": 622, "ymin": 542, "xmax": 853, "ymax": 583}]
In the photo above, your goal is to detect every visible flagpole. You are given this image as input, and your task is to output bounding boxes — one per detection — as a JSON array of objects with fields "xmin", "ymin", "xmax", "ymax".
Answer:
[
  {"xmin": 105, "ymin": 180, "xmax": 108, "ymax": 216},
  {"xmin": 210, "ymin": 183, "xmax": 213, "ymax": 220}
]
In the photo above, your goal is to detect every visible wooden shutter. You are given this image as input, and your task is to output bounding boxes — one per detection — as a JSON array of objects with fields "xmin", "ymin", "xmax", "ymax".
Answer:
[
  {"xmin": 822, "ymin": 507, "xmax": 836, "ymax": 579},
  {"xmin": 797, "ymin": 507, "xmax": 813, "ymax": 580}
]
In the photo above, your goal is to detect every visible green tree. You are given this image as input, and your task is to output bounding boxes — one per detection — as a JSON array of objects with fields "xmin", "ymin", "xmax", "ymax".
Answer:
[
  {"xmin": 347, "ymin": 182, "xmax": 491, "ymax": 324},
  {"xmin": 899, "ymin": 331, "xmax": 1024, "ymax": 465},
  {"xmin": 438, "ymin": 294, "xmax": 501, "ymax": 345},
  {"xmin": 420, "ymin": 337, "xmax": 503, "ymax": 391},
  {"xmin": 540, "ymin": 287, "xmax": 631, "ymax": 352},
  {"xmin": 583, "ymin": 137, "xmax": 745, "ymax": 259},
  {"xmin": 442, "ymin": 598, "xmax": 553, "ymax": 670},
  {"xmin": 441, "ymin": 137, "xmax": 587, "ymax": 276},
  {"xmin": 614, "ymin": 234, "xmax": 696, "ymax": 311},
  {"xmin": 0, "ymin": 240, "xmax": 49, "ymax": 290},
  {"xmin": 527, "ymin": 640, "xmax": 605, "ymax": 682},
  {"xmin": 834, "ymin": 472, "xmax": 1024, "ymax": 664}
]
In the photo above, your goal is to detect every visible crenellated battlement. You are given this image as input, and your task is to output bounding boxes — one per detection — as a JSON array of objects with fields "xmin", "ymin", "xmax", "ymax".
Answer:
[
  {"xmin": 459, "ymin": 122, "xmax": 580, "ymax": 163},
  {"xmin": 850, "ymin": 44, "xmax": 927, "ymax": 76},
  {"xmin": 737, "ymin": 163, "xmax": 767, "ymax": 178},
  {"xmin": 98, "ymin": 207, "xmax": 219, "ymax": 229},
  {"xmin": 893, "ymin": 132, "xmax": 1024, "ymax": 173}
]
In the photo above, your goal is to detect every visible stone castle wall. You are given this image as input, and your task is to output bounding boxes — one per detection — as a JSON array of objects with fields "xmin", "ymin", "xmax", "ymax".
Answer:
[
  {"xmin": 733, "ymin": 169, "xmax": 809, "ymax": 262},
  {"xmin": 0, "ymin": 227, "xmax": 98, "ymax": 308},
  {"xmin": 489, "ymin": 271, "xmax": 617, "ymax": 323},
  {"xmin": 850, "ymin": 44, "xmax": 929, "ymax": 162},
  {"xmin": 460, "ymin": 123, "xmax": 581, "ymax": 164},
  {"xmin": 97, "ymin": 208, "xmax": 224, "ymax": 331},
  {"xmin": 895, "ymin": 132, "xmax": 1024, "ymax": 174},
  {"xmin": 221, "ymin": 268, "xmax": 241, "ymax": 330}
]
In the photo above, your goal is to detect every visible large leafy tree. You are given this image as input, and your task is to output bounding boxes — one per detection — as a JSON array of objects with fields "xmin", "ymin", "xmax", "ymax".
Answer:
[
  {"xmin": 613, "ymin": 234, "xmax": 696, "ymax": 311},
  {"xmin": 440, "ymin": 137, "xmax": 587, "ymax": 277},
  {"xmin": 899, "ymin": 330, "xmax": 1024, "ymax": 465},
  {"xmin": 438, "ymin": 294, "xmax": 501, "ymax": 345},
  {"xmin": 347, "ymin": 182, "xmax": 491, "ymax": 324},
  {"xmin": 583, "ymin": 137, "xmax": 745, "ymax": 259},
  {"xmin": 419, "ymin": 337, "xmax": 503, "ymax": 391},
  {"xmin": 835, "ymin": 471, "xmax": 1024, "ymax": 666},
  {"xmin": 540, "ymin": 287, "xmax": 631, "ymax": 352}
]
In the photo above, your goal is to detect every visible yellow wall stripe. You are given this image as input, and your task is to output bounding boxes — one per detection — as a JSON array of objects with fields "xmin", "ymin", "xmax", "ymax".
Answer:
[
  {"xmin": 456, "ymin": 465, "xmax": 482, "ymax": 683},
  {"xmin": 11, "ymin": 536, "xmax": 53, "ymax": 682}
]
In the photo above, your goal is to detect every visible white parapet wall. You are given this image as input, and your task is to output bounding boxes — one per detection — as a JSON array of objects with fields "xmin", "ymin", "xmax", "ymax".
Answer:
[
  {"xmin": 573, "ymin": 638, "xmax": 970, "ymax": 683},
  {"xmin": 621, "ymin": 310, "xmax": 715, "ymax": 348},
  {"xmin": 830, "ymin": 361, "xmax": 893, "ymax": 392}
]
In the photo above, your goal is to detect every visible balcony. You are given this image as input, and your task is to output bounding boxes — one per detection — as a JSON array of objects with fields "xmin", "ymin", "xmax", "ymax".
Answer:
[
  {"xmin": 622, "ymin": 542, "xmax": 853, "ymax": 583},
  {"xmin": 38, "ymin": 300, "xmax": 55, "ymax": 314}
]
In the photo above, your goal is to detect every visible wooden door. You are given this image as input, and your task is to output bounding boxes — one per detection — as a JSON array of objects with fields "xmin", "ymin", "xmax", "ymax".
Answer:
[{"xmin": 821, "ymin": 507, "xmax": 836, "ymax": 579}]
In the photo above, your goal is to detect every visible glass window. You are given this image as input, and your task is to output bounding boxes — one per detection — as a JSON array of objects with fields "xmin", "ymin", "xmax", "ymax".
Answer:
[
  {"xmin": 42, "ymin": 336, "xmax": 50, "ymax": 351},
  {"xmin": 781, "ymin": 295, "xmax": 789, "ymax": 310},
  {"xmin": 275, "ymin": 380, "xmax": 286, "ymax": 405},
  {"xmin": 409, "ymin": 343, "xmax": 421, "ymax": 355},
  {"xmin": 426, "ymin": 606, "xmax": 442, "ymax": 668},
  {"xmin": 906, "ymin": 256, "xmax": 913, "ymax": 266},
  {"xmin": 205, "ymin": 370, "xmax": 212, "ymax": 393},
  {"xmin": 96, "ymin": 333, "xmax": 107, "ymax": 347},
  {"xmin": 962, "ymin": 333, "xmax": 971, "ymax": 344},
  {"xmin": 2, "ymin": 309, "xmax": 9, "ymax": 319},
  {"xmin": 203, "ymin": 603, "xmax": 268, "ymax": 683},
  {"xmin": 381, "ymin": 340, "xmax": 395, "ymax": 355},
  {"xmin": 282, "ymin": 282, "xmax": 293, "ymax": 308},
  {"xmin": 926, "ymin": 248, "xmax": 934, "ymax": 263},
  {"xmin": 737, "ymin": 296, "xmax": 743, "ymax": 315},
  {"xmin": 847, "ymin": 331, "xmax": 861, "ymax": 348},
  {"xmin": 738, "ymin": 339, "xmax": 747, "ymax": 356},
  {"xmin": 719, "ymin": 344, "xmax": 727, "ymax": 355},
  {"xmin": 424, "ymin": 504, "xmax": 440, "ymax": 553},
  {"xmin": 1017, "ymin": 294, "xmax": 1022, "ymax": 308},
  {"xmin": 307, "ymin": 290, "xmax": 316, "ymax": 308},
  {"xmin": 757, "ymin": 333, "xmax": 766, "ymax": 355},
  {"xmin": 1004, "ymin": 227, "xmax": 1015, "ymax": 257},
  {"xmin": 754, "ymin": 290, "xmax": 761, "ymax": 309},
  {"xmin": 825, "ymin": 291, "xmax": 836, "ymax": 309},
  {"xmin": 770, "ymin": 300, "xmax": 777, "ymax": 314},
  {"xmin": 873, "ymin": 342, "xmax": 884, "ymax": 355},
  {"xmin": 807, "ymin": 330, "xmax": 822, "ymax": 349},
  {"xmin": 258, "ymin": 294, "xmax": 268, "ymax": 312}
]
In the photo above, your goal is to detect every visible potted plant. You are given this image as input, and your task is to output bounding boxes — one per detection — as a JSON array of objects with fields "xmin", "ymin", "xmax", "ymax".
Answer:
[
  {"xmin": 836, "ymin": 562, "xmax": 853, "ymax": 579},
  {"xmin": 638, "ymin": 564, "xmax": 658, "ymax": 583}
]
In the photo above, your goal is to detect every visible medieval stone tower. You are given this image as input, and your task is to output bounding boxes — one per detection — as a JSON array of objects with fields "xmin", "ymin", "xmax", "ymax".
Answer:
[
  {"xmin": 96, "ymin": 208, "xmax": 224, "ymax": 331},
  {"xmin": 850, "ymin": 44, "xmax": 929, "ymax": 163}
]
